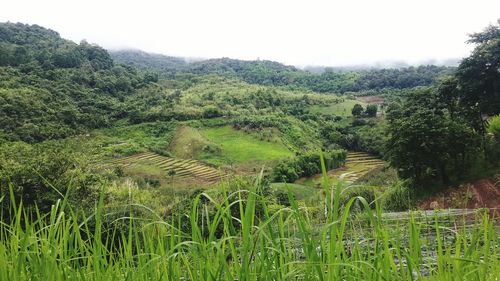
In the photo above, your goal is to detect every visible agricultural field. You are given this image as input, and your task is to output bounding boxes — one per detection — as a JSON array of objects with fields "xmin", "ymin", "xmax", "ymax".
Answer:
[
  {"xmin": 107, "ymin": 151, "xmax": 225, "ymax": 184},
  {"xmin": 297, "ymin": 151, "xmax": 385, "ymax": 186},
  {"xmin": 308, "ymin": 99, "xmax": 367, "ymax": 116},
  {"xmin": 199, "ymin": 126, "xmax": 294, "ymax": 168},
  {"xmin": 339, "ymin": 151, "xmax": 386, "ymax": 182},
  {"xmin": 356, "ymin": 95, "xmax": 385, "ymax": 104}
]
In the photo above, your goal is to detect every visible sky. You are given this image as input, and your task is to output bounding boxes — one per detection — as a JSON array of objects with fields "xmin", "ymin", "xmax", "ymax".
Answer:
[{"xmin": 1, "ymin": 0, "xmax": 499, "ymax": 67}]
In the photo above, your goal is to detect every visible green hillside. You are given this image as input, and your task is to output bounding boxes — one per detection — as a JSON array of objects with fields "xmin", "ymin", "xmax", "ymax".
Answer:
[
  {"xmin": 1, "ymin": 20, "xmax": 500, "ymax": 281},
  {"xmin": 112, "ymin": 50, "xmax": 454, "ymax": 93},
  {"xmin": 200, "ymin": 126, "xmax": 293, "ymax": 164}
]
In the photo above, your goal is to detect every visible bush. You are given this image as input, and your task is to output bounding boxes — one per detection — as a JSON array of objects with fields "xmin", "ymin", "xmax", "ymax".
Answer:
[
  {"xmin": 365, "ymin": 104, "xmax": 378, "ymax": 117},
  {"xmin": 352, "ymin": 104, "xmax": 364, "ymax": 116},
  {"xmin": 351, "ymin": 118, "xmax": 367, "ymax": 126},
  {"xmin": 0, "ymin": 140, "xmax": 105, "ymax": 214},
  {"xmin": 275, "ymin": 190, "xmax": 293, "ymax": 206},
  {"xmin": 271, "ymin": 161, "xmax": 300, "ymax": 182},
  {"xmin": 340, "ymin": 185, "xmax": 385, "ymax": 212},
  {"xmin": 202, "ymin": 106, "xmax": 223, "ymax": 118},
  {"xmin": 381, "ymin": 181, "xmax": 413, "ymax": 211},
  {"xmin": 271, "ymin": 150, "xmax": 347, "ymax": 183},
  {"xmin": 488, "ymin": 115, "xmax": 500, "ymax": 139}
]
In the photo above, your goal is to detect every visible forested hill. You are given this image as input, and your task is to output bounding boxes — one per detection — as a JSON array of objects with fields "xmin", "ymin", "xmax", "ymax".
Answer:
[
  {"xmin": 110, "ymin": 49, "xmax": 188, "ymax": 75},
  {"xmin": 0, "ymin": 22, "xmax": 155, "ymax": 143},
  {"xmin": 111, "ymin": 49, "xmax": 454, "ymax": 93},
  {"xmin": 0, "ymin": 21, "xmax": 455, "ymax": 146}
]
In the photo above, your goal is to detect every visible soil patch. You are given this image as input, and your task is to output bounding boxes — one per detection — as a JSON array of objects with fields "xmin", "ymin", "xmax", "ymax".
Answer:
[{"xmin": 419, "ymin": 178, "xmax": 500, "ymax": 212}]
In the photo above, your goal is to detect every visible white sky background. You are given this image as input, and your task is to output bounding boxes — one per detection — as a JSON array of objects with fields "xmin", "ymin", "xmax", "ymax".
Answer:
[{"xmin": 1, "ymin": 0, "xmax": 499, "ymax": 67}]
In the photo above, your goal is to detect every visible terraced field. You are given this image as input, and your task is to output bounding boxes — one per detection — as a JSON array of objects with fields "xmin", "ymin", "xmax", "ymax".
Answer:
[
  {"xmin": 339, "ymin": 152, "xmax": 385, "ymax": 182},
  {"xmin": 107, "ymin": 152, "xmax": 225, "ymax": 182},
  {"xmin": 295, "ymin": 151, "xmax": 386, "ymax": 186}
]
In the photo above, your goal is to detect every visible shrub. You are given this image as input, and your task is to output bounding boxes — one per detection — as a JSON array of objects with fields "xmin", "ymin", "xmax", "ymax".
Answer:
[
  {"xmin": 271, "ymin": 150, "xmax": 347, "ymax": 183},
  {"xmin": 381, "ymin": 181, "xmax": 413, "ymax": 211},
  {"xmin": 275, "ymin": 190, "xmax": 293, "ymax": 206},
  {"xmin": 0, "ymin": 140, "xmax": 104, "ymax": 214},
  {"xmin": 202, "ymin": 106, "xmax": 223, "ymax": 118},
  {"xmin": 340, "ymin": 185, "xmax": 385, "ymax": 212},
  {"xmin": 487, "ymin": 115, "xmax": 500, "ymax": 139},
  {"xmin": 351, "ymin": 103, "xmax": 364, "ymax": 116},
  {"xmin": 351, "ymin": 118, "xmax": 367, "ymax": 126},
  {"xmin": 365, "ymin": 104, "xmax": 378, "ymax": 117},
  {"xmin": 271, "ymin": 161, "xmax": 300, "ymax": 182}
]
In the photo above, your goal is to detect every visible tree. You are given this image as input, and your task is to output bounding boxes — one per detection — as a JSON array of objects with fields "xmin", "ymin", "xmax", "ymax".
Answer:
[
  {"xmin": 386, "ymin": 89, "xmax": 480, "ymax": 187},
  {"xmin": 0, "ymin": 140, "xmax": 102, "ymax": 213},
  {"xmin": 351, "ymin": 104, "xmax": 364, "ymax": 117},
  {"xmin": 438, "ymin": 20, "xmax": 500, "ymax": 132},
  {"xmin": 271, "ymin": 161, "xmax": 299, "ymax": 183},
  {"xmin": 365, "ymin": 104, "xmax": 378, "ymax": 117}
]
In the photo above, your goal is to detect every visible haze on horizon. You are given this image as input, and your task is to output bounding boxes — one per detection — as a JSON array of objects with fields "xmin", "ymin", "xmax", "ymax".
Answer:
[{"xmin": 1, "ymin": 0, "xmax": 499, "ymax": 67}]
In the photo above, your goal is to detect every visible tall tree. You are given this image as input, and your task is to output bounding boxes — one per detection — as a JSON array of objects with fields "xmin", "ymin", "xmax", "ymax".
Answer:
[
  {"xmin": 351, "ymin": 104, "xmax": 364, "ymax": 117},
  {"xmin": 365, "ymin": 104, "xmax": 378, "ymax": 117},
  {"xmin": 439, "ymin": 20, "xmax": 500, "ymax": 132},
  {"xmin": 386, "ymin": 89, "xmax": 479, "ymax": 187}
]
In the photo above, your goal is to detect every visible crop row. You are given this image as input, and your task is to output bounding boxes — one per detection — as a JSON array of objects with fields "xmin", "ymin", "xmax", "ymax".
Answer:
[{"xmin": 108, "ymin": 152, "xmax": 224, "ymax": 181}]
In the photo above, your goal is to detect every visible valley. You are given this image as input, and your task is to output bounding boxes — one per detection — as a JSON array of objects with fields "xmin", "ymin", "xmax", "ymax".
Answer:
[{"xmin": 0, "ymin": 19, "xmax": 499, "ymax": 280}]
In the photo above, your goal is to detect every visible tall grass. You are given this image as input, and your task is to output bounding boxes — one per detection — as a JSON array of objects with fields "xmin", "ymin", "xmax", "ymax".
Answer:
[{"xmin": 1, "ymin": 173, "xmax": 500, "ymax": 280}]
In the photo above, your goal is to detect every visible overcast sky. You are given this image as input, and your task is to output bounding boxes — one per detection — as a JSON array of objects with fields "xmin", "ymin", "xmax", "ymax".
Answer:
[{"xmin": 1, "ymin": 0, "xmax": 499, "ymax": 67}]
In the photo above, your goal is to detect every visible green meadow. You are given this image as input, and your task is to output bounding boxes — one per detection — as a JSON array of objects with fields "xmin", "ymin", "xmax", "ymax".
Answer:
[
  {"xmin": 200, "ymin": 126, "xmax": 294, "ymax": 164},
  {"xmin": 309, "ymin": 99, "xmax": 367, "ymax": 116}
]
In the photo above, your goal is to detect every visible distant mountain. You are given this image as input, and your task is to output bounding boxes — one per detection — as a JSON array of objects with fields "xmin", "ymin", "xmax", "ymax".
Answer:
[
  {"xmin": 110, "ymin": 49, "xmax": 455, "ymax": 93},
  {"xmin": 302, "ymin": 59, "xmax": 461, "ymax": 74},
  {"xmin": 110, "ymin": 50, "xmax": 302, "ymax": 81}
]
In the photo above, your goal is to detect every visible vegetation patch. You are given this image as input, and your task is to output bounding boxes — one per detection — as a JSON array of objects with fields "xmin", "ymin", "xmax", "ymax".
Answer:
[
  {"xmin": 297, "ymin": 151, "xmax": 385, "ymax": 186},
  {"xmin": 200, "ymin": 126, "xmax": 293, "ymax": 165},
  {"xmin": 107, "ymin": 151, "xmax": 224, "ymax": 183},
  {"xmin": 98, "ymin": 122, "xmax": 177, "ymax": 156},
  {"xmin": 168, "ymin": 126, "xmax": 212, "ymax": 159},
  {"xmin": 269, "ymin": 182, "xmax": 319, "ymax": 201},
  {"xmin": 309, "ymin": 99, "xmax": 367, "ymax": 116}
]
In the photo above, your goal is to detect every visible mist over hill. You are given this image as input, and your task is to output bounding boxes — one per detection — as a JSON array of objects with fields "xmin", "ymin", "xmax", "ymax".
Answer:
[
  {"xmin": 110, "ymin": 49, "xmax": 455, "ymax": 93},
  {"xmin": 1, "ymin": 17, "xmax": 500, "ymax": 281}
]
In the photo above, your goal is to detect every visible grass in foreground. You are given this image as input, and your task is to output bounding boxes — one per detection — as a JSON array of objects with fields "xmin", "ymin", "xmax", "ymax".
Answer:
[{"xmin": 1, "ymin": 172, "xmax": 500, "ymax": 280}]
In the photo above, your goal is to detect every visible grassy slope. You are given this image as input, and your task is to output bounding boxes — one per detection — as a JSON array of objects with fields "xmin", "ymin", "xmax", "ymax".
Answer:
[
  {"xmin": 200, "ymin": 126, "xmax": 293, "ymax": 165},
  {"xmin": 309, "ymin": 99, "xmax": 367, "ymax": 116},
  {"xmin": 97, "ymin": 122, "xmax": 177, "ymax": 156},
  {"xmin": 169, "ymin": 126, "xmax": 210, "ymax": 159}
]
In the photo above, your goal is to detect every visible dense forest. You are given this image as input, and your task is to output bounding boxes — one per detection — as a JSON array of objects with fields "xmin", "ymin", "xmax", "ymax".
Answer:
[
  {"xmin": 1, "ymin": 20, "xmax": 500, "ymax": 280},
  {"xmin": 0, "ymin": 23, "xmax": 157, "ymax": 142},
  {"xmin": 112, "ymin": 49, "xmax": 454, "ymax": 93}
]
